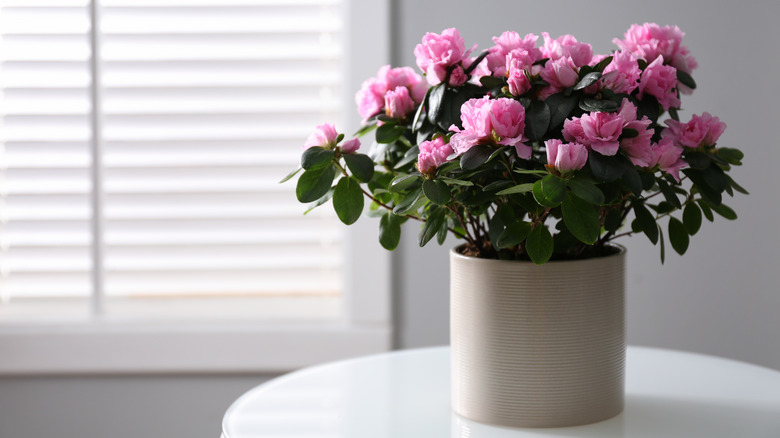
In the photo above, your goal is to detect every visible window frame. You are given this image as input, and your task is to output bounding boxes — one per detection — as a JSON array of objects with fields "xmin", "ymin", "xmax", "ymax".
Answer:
[{"xmin": 0, "ymin": 0, "xmax": 393, "ymax": 375}]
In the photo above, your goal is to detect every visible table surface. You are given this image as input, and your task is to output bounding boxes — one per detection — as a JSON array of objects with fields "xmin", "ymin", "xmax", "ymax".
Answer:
[{"xmin": 222, "ymin": 346, "xmax": 780, "ymax": 438}]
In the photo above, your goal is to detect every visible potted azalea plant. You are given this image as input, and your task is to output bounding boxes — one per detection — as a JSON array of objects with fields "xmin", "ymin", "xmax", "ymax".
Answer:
[{"xmin": 284, "ymin": 23, "xmax": 745, "ymax": 428}]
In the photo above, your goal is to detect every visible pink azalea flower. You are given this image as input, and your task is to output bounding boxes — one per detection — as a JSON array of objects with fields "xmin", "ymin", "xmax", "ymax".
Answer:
[
  {"xmin": 355, "ymin": 65, "xmax": 425, "ymax": 121},
  {"xmin": 540, "ymin": 56, "xmax": 579, "ymax": 98},
  {"xmin": 541, "ymin": 32, "xmax": 593, "ymax": 67},
  {"xmin": 617, "ymin": 100, "xmax": 654, "ymax": 167},
  {"xmin": 384, "ymin": 86, "xmax": 415, "ymax": 119},
  {"xmin": 663, "ymin": 112, "xmax": 726, "ymax": 148},
  {"xmin": 563, "ymin": 111, "xmax": 624, "ymax": 156},
  {"xmin": 340, "ymin": 137, "xmax": 361, "ymax": 154},
  {"xmin": 545, "ymin": 139, "xmax": 588, "ymax": 174},
  {"xmin": 613, "ymin": 23, "xmax": 697, "ymax": 74},
  {"xmin": 304, "ymin": 123, "xmax": 339, "ymax": 149},
  {"xmin": 648, "ymin": 138, "xmax": 686, "ymax": 182},
  {"xmin": 600, "ymin": 51, "xmax": 642, "ymax": 94},
  {"xmin": 638, "ymin": 56, "xmax": 680, "ymax": 110},
  {"xmin": 486, "ymin": 31, "xmax": 541, "ymax": 77},
  {"xmin": 506, "ymin": 56, "xmax": 532, "ymax": 96},
  {"xmin": 414, "ymin": 28, "xmax": 475, "ymax": 85},
  {"xmin": 417, "ymin": 136, "xmax": 454, "ymax": 175},
  {"xmin": 449, "ymin": 96, "xmax": 530, "ymax": 159}
]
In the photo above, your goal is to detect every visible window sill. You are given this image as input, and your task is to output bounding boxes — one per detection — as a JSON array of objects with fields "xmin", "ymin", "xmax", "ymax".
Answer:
[
  {"xmin": 0, "ymin": 318, "xmax": 391, "ymax": 376},
  {"xmin": 0, "ymin": 296, "xmax": 391, "ymax": 375}
]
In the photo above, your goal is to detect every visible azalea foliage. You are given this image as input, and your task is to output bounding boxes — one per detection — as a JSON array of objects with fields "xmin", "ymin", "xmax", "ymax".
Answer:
[{"xmin": 284, "ymin": 24, "xmax": 746, "ymax": 264}]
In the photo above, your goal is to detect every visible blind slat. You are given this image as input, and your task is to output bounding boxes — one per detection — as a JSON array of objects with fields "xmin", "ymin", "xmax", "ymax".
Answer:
[{"xmin": 0, "ymin": 0, "xmax": 346, "ymax": 301}]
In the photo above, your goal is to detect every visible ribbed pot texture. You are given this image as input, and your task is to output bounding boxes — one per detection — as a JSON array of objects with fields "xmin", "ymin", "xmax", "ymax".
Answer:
[{"xmin": 450, "ymin": 246, "xmax": 625, "ymax": 428}]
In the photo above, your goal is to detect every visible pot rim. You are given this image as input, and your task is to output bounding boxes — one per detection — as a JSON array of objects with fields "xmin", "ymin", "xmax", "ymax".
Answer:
[{"xmin": 450, "ymin": 243, "xmax": 626, "ymax": 267}]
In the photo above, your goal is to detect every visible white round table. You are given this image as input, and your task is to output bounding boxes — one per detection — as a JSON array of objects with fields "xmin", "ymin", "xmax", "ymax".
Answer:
[{"xmin": 221, "ymin": 346, "xmax": 780, "ymax": 437}]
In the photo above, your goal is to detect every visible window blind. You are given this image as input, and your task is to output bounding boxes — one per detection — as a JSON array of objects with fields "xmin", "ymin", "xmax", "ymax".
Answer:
[{"xmin": 0, "ymin": 0, "xmax": 345, "ymax": 302}]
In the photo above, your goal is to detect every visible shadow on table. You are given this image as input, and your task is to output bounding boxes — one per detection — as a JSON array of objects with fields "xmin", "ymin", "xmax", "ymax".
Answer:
[{"xmin": 451, "ymin": 394, "xmax": 780, "ymax": 438}]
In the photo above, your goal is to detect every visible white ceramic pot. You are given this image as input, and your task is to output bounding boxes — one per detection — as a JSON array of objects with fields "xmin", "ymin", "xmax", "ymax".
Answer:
[{"xmin": 450, "ymin": 246, "xmax": 625, "ymax": 428}]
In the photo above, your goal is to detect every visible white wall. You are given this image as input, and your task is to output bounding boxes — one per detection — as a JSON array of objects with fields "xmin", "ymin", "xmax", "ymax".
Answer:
[{"xmin": 392, "ymin": 0, "xmax": 780, "ymax": 370}]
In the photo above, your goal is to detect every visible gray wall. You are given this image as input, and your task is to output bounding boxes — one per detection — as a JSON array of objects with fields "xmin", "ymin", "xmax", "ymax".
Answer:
[
  {"xmin": 393, "ymin": 0, "xmax": 780, "ymax": 371},
  {"xmin": 0, "ymin": 374, "xmax": 271, "ymax": 438}
]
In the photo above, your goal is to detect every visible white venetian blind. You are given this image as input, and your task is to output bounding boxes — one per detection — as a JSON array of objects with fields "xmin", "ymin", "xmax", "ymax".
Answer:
[{"xmin": 0, "ymin": 0, "xmax": 344, "ymax": 303}]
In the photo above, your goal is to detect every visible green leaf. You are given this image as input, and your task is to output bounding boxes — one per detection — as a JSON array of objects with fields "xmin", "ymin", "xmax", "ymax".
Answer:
[
  {"xmin": 496, "ymin": 221, "xmax": 532, "ymax": 249},
  {"xmin": 621, "ymin": 128, "xmax": 639, "ymax": 138},
  {"xmin": 697, "ymin": 200, "xmax": 715, "ymax": 222},
  {"xmin": 683, "ymin": 202, "xmax": 702, "ymax": 235},
  {"xmin": 332, "ymin": 176, "xmax": 364, "ymax": 225},
  {"xmin": 573, "ymin": 71, "xmax": 601, "ymax": 91},
  {"xmin": 524, "ymin": 100, "xmax": 551, "ymax": 141},
  {"xmin": 411, "ymin": 88, "xmax": 429, "ymax": 132},
  {"xmin": 567, "ymin": 178, "xmax": 605, "ymax": 205},
  {"xmin": 460, "ymin": 144, "xmax": 495, "ymax": 170},
  {"xmin": 418, "ymin": 207, "xmax": 446, "ymax": 247},
  {"xmin": 375, "ymin": 123, "xmax": 405, "ymax": 144},
  {"xmin": 303, "ymin": 187, "xmax": 335, "ymax": 214},
  {"xmin": 479, "ymin": 75, "xmax": 506, "ymax": 89},
  {"xmin": 659, "ymin": 226, "xmax": 666, "ymax": 264},
  {"xmin": 640, "ymin": 172, "xmax": 656, "ymax": 191},
  {"xmin": 343, "ymin": 153, "xmax": 375, "ymax": 182},
  {"xmin": 496, "ymin": 182, "xmax": 535, "ymax": 196},
  {"xmin": 579, "ymin": 97, "xmax": 620, "ymax": 112},
  {"xmin": 422, "ymin": 179, "xmax": 452, "ymax": 205},
  {"xmin": 657, "ymin": 179, "xmax": 682, "ymax": 209},
  {"xmin": 634, "ymin": 202, "xmax": 659, "ymax": 245},
  {"xmin": 354, "ymin": 122, "xmax": 378, "ymax": 137},
  {"xmin": 532, "ymin": 174, "xmax": 566, "ymax": 208},
  {"xmin": 482, "ymin": 180, "xmax": 514, "ymax": 192},
  {"xmin": 437, "ymin": 177, "xmax": 473, "ymax": 187},
  {"xmin": 726, "ymin": 175, "xmax": 749, "ymax": 195},
  {"xmin": 588, "ymin": 152, "xmax": 624, "ymax": 182},
  {"xmin": 593, "ymin": 55, "xmax": 613, "ymax": 72},
  {"xmin": 684, "ymin": 168, "xmax": 722, "ymax": 206},
  {"xmin": 668, "ymin": 217, "xmax": 690, "ymax": 255},
  {"xmin": 464, "ymin": 50, "xmax": 489, "ymax": 74},
  {"xmin": 488, "ymin": 205, "xmax": 511, "ymax": 248},
  {"xmin": 637, "ymin": 95, "xmax": 660, "ymax": 123},
  {"xmin": 379, "ymin": 212, "xmax": 402, "ymax": 250},
  {"xmin": 622, "ymin": 162, "xmax": 643, "ymax": 196},
  {"xmin": 393, "ymin": 145, "xmax": 420, "ymax": 170},
  {"xmin": 685, "ymin": 151, "xmax": 711, "ymax": 170},
  {"xmin": 676, "ymin": 70, "xmax": 697, "ymax": 90},
  {"xmin": 604, "ymin": 208, "xmax": 622, "ymax": 232},
  {"xmin": 301, "ymin": 146, "xmax": 335, "ymax": 170},
  {"xmin": 296, "ymin": 165, "xmax": 337, "ymax": 203},
  {"xmin": 562, "ymin": 192, "xmax": 600, "ymax": 244},
  {"xmin": 526, "ymin": 225, "xmax": 554, "ymax": 265},
  {"xmin": 279, "ymin": 166, "xmax": 301, "ymax": 184},
  {"xmin": 513, "ymin": 169, "xmax": 549, "ymax": 176},
  {"xmin": 389, "ymin": 174, "xmax": 420, "ymax": 192},
  {"xmin": 717, "ymin": 147, "xmax": 744, "ymax": 165},
  {"xmin": 426, "ymin": 84, "xmax": 446, "ymax": 124},
  {"xmin": 545, "ymin": 93, "xmax": 580, "ymax": 129},
  {"xmin": 711, "ymin": 203, "xmax": 738, "ymax": 220},
  {"xmin": 701, "ymin": 164, "xmax": 730, "ymax": 193},
  {"xmin": 393, "ymin": 186, "xmax": 423, "ymax": 215}
]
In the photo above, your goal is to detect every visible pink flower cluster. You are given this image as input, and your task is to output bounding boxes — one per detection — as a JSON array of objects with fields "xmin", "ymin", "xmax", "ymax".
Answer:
[
  {"xmin": 355, "ymin": 65, "xmax": 427, "ymax": 121},
  {"xmin": 417, "ymin": 136, "xmax": 454, "ymax": 176},
  {"xmin": 613, "ymin": 23, "xmax": 698, "ymax": 74},
  {"xmin": 449, "ymin": 96, "xmax": 530, "ymax": 159},
  {"xmin": 414, "ymin": 28, "xmax": 476, "ymax": 86},
  {"xmin": 303, "ymin": 123, "xmax": 360, "ymax": 154},
  {"xmin": 562, "ymin": 99, "xmax": 686, "ymax": 181},
  {"xmin": 663, "ymin": 112, "xmax": 726, "ymax": 149}
]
